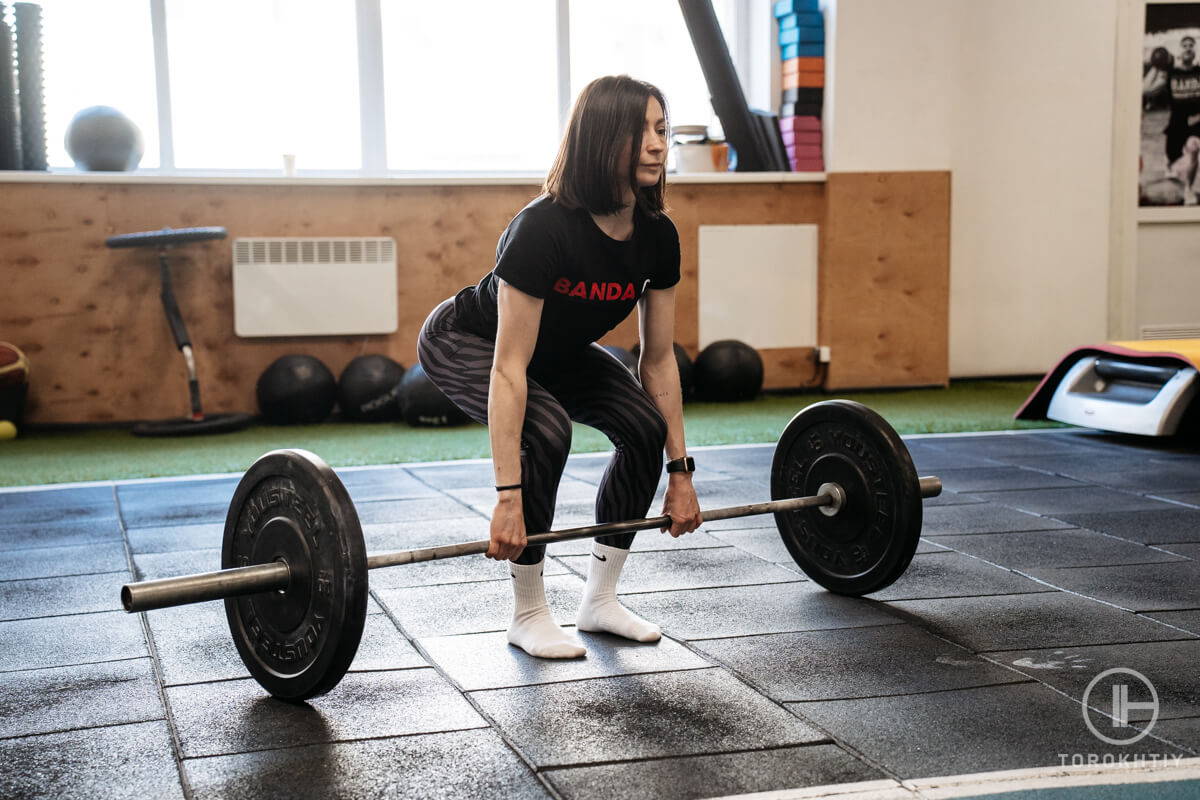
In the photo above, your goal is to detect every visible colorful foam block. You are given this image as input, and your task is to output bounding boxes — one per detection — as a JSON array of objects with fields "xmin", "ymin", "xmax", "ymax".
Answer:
[
  {"xmin": 792, "ymin": 158, "xmax": 825, "ymax": 172},
  {"xmin": 779, "ymin": 115, "xmax": 822, "ymax": 134},
  {"xmin": 782, "ymin": 57, "xmax": 800, "ymax": 76},
  {"xmin": 785, "ymin": 144, "xmax": 823, "ymax": 160},
  {"xmin": 774, "ymin": 0, "xmax": 820, "ymax": 17},
  {"xmin": 782, "ymin": 71, "xmax": 824, "ymax": 90},
  {"xmin": 780, "ymin": 129, "xmax": 822, "ymax": 146},
  {"xmin": 779, "ymin": 26, "xmax": 824, "ymax": 46},
  {"xmin": 778, "ymin": 12, "xmax": 823, "ymax": 30},
  {"xmin": 780, "ymin": 87, "xmax": 822, "ymax": 105},
  {"xmin": 781, "ymin": 42, "xmax": 824, "ymax": 59},
  {"xmin": 780, "ymin": 101, "xmax": 823, "ymax": 119}
]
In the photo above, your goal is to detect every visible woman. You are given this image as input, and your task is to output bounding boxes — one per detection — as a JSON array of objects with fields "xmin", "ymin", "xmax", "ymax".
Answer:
[{"xmin": 417, "ymin": 75, "xmax": 702, "ymax": 659}]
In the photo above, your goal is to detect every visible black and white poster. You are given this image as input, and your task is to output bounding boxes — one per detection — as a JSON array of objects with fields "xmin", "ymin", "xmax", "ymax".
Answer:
[{"xmin": 1141, "ymin": 3, "xmax": 1200, "ymax": 205}]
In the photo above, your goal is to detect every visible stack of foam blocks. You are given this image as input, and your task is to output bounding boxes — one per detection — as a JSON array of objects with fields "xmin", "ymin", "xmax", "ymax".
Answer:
[{"xmin": 775, "ymin": 0, "xmax": 823, "ymax": 172}]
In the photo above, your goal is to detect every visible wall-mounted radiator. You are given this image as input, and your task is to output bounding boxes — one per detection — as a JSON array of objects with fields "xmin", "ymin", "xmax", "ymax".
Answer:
[{"xmin": 232, "ymin": 237, "xmax": 398, "ymax": 337}]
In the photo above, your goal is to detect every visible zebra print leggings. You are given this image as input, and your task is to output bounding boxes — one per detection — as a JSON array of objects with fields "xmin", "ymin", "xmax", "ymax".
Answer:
[{"xmin": 417, "ymin": 297, "xmax": 669, "ymax": 565}]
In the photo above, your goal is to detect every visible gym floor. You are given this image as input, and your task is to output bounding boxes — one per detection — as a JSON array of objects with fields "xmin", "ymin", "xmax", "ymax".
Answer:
[{"xmin": 1, "ymin": 429, "xmax": 1198, "ymax": 799}]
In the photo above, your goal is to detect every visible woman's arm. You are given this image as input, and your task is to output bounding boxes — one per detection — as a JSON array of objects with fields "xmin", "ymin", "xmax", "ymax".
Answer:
[
  {"xmin": 487, "ymin": 279, "xmax": 543, "ymax": 560},
  {"xmin": 637, "ymin": 286, "xmax": 702, "ymax": 537}
]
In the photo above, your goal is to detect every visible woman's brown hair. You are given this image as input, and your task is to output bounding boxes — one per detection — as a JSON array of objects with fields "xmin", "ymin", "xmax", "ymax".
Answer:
[{"xmin": 544, "ymin": 75, "xmax": 669, "ymax": 217}]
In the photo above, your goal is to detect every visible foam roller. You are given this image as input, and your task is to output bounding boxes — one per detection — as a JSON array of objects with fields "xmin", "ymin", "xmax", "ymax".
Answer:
[
  {"xmin": 14, "ymin": 2, "xmax": 46, "ymax": 171},
  {"xmin": 0, "ymin": 4, "xmax": 21, "ymax": 170}
]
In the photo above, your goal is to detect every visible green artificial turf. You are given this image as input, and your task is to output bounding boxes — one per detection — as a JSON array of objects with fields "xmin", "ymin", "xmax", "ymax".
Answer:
[{"xmin": 0, "ymin": 380, "xmax": 1060, "ymax": 487}]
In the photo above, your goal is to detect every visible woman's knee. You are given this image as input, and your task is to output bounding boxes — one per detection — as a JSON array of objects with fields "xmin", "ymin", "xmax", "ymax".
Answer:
[{"xmin": 523, "ymin": 405, "xmax": 574, "ymax": 468}]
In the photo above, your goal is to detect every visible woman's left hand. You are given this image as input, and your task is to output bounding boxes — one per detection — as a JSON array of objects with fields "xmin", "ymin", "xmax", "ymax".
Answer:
[{"xmin": 660, "ymin": 475, "xmax": 703, "ymax": 538}]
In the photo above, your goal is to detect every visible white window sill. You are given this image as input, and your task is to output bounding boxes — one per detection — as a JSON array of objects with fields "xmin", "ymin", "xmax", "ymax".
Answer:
[
  {"xmin": 0, "ymin": 169, "xmax": 826, "ymax": 187},
  {"xmin": 1138, "ymin": 206, "xmax": 1200, "ymax": 224}
]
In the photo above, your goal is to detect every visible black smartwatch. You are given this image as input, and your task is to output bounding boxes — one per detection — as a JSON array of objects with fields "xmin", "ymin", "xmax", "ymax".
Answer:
[{"xmin": 665, "ymin": 456, "xmax": 695, "ymax": 474}]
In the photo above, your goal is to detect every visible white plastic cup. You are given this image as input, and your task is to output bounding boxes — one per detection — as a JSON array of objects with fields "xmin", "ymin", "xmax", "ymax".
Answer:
[{"xmin": 282, "ymin": 153, "xmax": 296, "ymax": 177}]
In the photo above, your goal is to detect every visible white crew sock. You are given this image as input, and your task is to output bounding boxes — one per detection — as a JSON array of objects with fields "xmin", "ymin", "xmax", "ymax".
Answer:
[
  {"xmin": 507, "ymin": 561, "xmax": 586, "ymax": 659},
  {"xmin": 576, "ymin": 543, "xmax": 661, "ymax": 642}
]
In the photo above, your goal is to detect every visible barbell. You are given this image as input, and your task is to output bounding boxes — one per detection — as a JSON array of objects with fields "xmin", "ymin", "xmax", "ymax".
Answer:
[{"xmin": 120, "ymin": 399, "xmax": 941, "ymax": 701}]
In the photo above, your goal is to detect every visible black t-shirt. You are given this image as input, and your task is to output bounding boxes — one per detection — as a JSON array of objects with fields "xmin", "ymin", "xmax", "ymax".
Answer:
[
  {"xmin": 1166, "ymin": 64, "xmax": 1200, "ymax": 127},
  {"xmin": 451, "ymin": 194, "xmax": 681, "ymax": 369}
]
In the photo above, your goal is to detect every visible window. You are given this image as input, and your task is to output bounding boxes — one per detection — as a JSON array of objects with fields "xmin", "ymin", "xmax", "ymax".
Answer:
[
  {"xmin": 38, "ymin": 0, "xmax": 160, "ymax": 168},
  {"xmin": 379, "ymin": 1, "xmax": 558, "ymax": 172},
  {"xmin": 34, "ymin": 0, "xmax": 749, "ymax": 174}
]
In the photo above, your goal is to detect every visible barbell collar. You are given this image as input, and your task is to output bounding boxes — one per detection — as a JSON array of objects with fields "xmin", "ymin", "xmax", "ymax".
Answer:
[{"xmin": 121, "ymin": 561, "xmax": 291, "ymax": 614}]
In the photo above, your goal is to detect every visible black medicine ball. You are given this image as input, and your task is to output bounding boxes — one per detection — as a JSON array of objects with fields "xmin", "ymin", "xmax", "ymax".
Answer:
[
  {"xmin": 398, "ymin": 363, "xmax": 470, "ymax": 427},
  {"xmin": 694, "ymin": 340, "xmax": 764, "ymax": 402},
  {"xmin": 338, "ymin": 354, "xmax": 406, "ymax": 422},
  {"xmin": 631, "ymin": 341, "xmax": 694, "ymax": 401},
  {"xmin": 256, "ymin": 355, "xmax": 337, "ymax": 424}
]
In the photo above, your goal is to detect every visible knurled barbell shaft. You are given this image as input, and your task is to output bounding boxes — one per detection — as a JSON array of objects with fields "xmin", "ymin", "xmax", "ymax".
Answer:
[{"xmin": 121, "ymin": 476, "xmax": 942, "ymax": 614}]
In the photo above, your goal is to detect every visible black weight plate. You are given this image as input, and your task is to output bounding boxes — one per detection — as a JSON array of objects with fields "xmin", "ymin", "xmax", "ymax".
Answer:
[
  {"xmin": 771, "ymin": 400, "xmax": 921, "ymax": 596},
  {"xmin": 222, "ymin": 449, "xmax": 367, "ymax": 701}
]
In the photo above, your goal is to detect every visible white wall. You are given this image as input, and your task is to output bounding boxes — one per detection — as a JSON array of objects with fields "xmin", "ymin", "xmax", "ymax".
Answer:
[{"xmin": 826, "ymin": 0, "xmax": 1118, "ymax": 376}]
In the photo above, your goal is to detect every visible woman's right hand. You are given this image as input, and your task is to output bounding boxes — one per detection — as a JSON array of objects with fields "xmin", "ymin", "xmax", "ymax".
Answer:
[{"xmin": 488, "ymin": 495, "xmax": 528, "ymax": 561}]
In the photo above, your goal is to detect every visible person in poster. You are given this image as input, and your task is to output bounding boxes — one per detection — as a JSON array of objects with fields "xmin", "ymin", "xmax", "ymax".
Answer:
[{"xmin": 1141, "ymin": 4, "xmax": 1200, "ymax": 205}]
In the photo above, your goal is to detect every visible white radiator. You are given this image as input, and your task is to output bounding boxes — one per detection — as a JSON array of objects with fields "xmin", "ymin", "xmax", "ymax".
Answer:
[
  {"xmin": 232, "ymin": 237, "xmax": 398, "ymax": 337},
  {"xmin": 1140, "ymin": 324, "xmax": 1200, "ymax": 340},
  {"xmin": 698, "ymin": 224, "xmax": 819, "ymax": 349}
]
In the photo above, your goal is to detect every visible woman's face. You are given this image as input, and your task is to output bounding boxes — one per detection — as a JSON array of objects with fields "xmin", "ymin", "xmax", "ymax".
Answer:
[{"xmin": 627, "ymin": 96, "xmax": 667, "ymax": 188}]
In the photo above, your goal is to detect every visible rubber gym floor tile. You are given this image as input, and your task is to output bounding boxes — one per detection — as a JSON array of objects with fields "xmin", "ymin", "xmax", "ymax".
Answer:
[
  {"xmin": 547, "ymin": 528, "xmax": 727, "ymax": 556},
  {"xmin": 0, "ymin": 486, "xmax": 118, "ymax": 527},
  {"xmin": 183, "ymin": 728, "xmax": 549, "ymax": 800},
  {"xmin": 147, "ymin": 603, "xmax": 424, "ymax": 687},
  {"xmin": 418, "ymin": 629, "xmax": 710, "ymax": 691},
  {"xmin": 0, "ymin": 610, "xmax": 148, "ymax": 672},
  {"xmin": 924, "ymin": 433, "xmax": 1108, "ymax": 460},
  {"xmin": 621, "ymin": 583, "xmax": 902, "ymax": 640},
  {"xmin": 404, "ymin": 461, "xmax": 500, "ymax": 490},
  {"xmin": 1161, "ymin": 491, "xmax": 1200, "ymax": 507},
  {"xmin": 557, "ymin": 547, "xmax": 803, "ymax": 593},
  {"xmin": 1160, "ymin": 542, "xmax": 1200, "ymax": 559},
  {"xmin": 133, "ymin": 548, "xmax": 221, "ymax": 581},
  {"xmin": 121, "ymin": 501, "xmax": 230, "ymax": 528},
  {"xmin": 922, "ymin": 502, "xmax": 1075, "ymax": 535},
  {"xmin": 117, "ymin": 477, "xmax": 240, "ymax": 509},
  {"xmin": 966, "ymin": 486, "xmax": 1176, "ymax": 516},
  {"xmin": 1144, "ymin": 610, "xmax": 1200, "ymax": 635},
  {"xmin": 692, "ymin": 623, "xmax": 1026, "ymax": 702},
  {"xmin": 1019, "ymin": 562, "xmax": 1200, "ymax": 612},
  {"xmin": 373, "ymin": 573, "xmax": 585, "ymax": 637},
  {"xmin": 921, "ymin": 489, "xmax": 991, "ymax": 507},
  {"xmin": 865, "ymin": 552, "xmax": 1052, "ymax": 602},
  {"xmin": 126, "ymin": 522, "xmax": 224, "ymax": 554},
  {"xmin": 988, "ymin": 640, "xmax": 1200, "ymax": 721},
  {"xmin": 789, "ymin": 682, "xmax": 1186, "ymax": 779},
  {"xmin": 370, "ymin": 551, "xmax": 569, "ymax": 591},
  {"xmin": 1149, "ymin": 717, "xmax": 1200, "ymax": 754},
  {"xmin": 352, "ymin": 496, "xmax": 494, "ymax": 525},
  {"xmin": 0, "ymin": 518, "xmax": 125, "ymax": 551},
  {"xmin": 0, "ymin": 720, "xmax": 184, "ymax": 800},
  {"xmin": 542, "ymin": 743, "xmax": 883, "ymax": 800},
  {"xmin": 0, "ymin": 540, "xmax": 128, "ymax": 581},
  {"xmin": 361, "ymin": 515, "xmax": 492, "ymax": 552},
  {"xmin": 1054, "ymin": 463, "xmax": 1200, "ymax": 494},
  {"xmin": 904, "ymin": 445, "xmax": 1003, "ymax": 471},
  {"xmin": 934, "ymin": 529, "xmax": 1188, "ymax": 570},
  {"xmin": 886, "ymin": 592, "xmax": 1196, "ymax": 652},
  {"xmin": 1051, "ymin": 508, "xmax": 1200, "ymax": 545},
  {"xmin": 166, "ymin": 668, "xmax": 487, "ymax": 758},
  {"xmin": 470, "ymin": 667, "xmax": 828, "ymax": 767},
  {"xmin": 706, "ymin": 527, "xmax": 798, "ymax": 563},
  {"xmin": 686, "ymin": 445, "xmax": 773, "ymax": 473},
  {"xmin": 445, "ymin": 477, "xmax": 603, "ymax": 516},
  {"xmin": 333, "ymin": 466, "xmax": 441, "ymax": 502},
  {"xmin": 0, "ymin": 570, "xmax": 130, "ymax": 621},
  {"xmin": 935, "ymin": 466, "xmax": 1088, "ymax": 493},
  {"xmin": 0, "ymin": 658, "xmax": 163, "ymax": 738}
]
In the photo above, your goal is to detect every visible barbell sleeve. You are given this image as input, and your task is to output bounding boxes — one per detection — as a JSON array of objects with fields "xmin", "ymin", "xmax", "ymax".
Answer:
[{"xmin": 121, "ymin": 561, "xmax": 291, "ymax": 613}]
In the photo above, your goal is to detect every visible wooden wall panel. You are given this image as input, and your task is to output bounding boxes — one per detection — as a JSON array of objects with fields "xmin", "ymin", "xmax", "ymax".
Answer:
[
  {"xmin": 820, "ymin": 172, "xmax": 951, "ymax": 390},
  {"xmin": 2, "ymin": 179, "xmax": 839, "ymax": 423}
]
